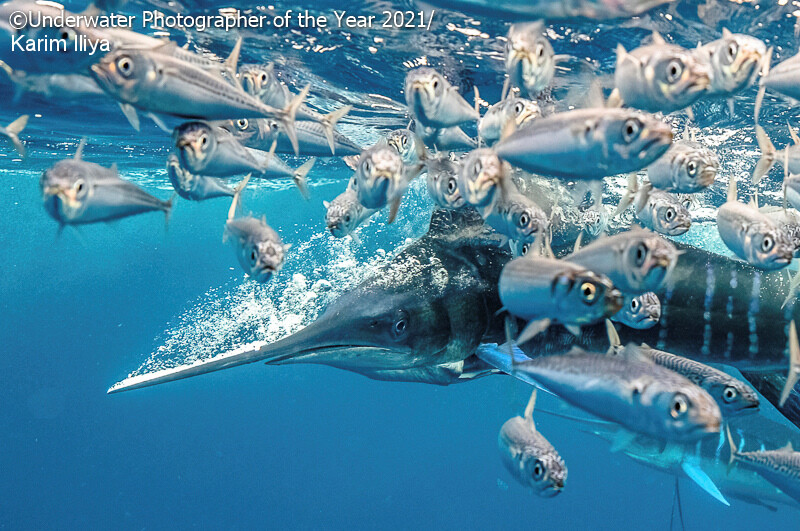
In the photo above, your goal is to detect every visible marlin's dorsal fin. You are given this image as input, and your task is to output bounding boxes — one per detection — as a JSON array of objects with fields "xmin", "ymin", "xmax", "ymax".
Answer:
[
  {"xmin": 524, "ymin": 388, "xmax": 537, "ymax": 430},
  {"xmin": 74, "ymin": 138, "xmax": 86, "ymax": 160}
]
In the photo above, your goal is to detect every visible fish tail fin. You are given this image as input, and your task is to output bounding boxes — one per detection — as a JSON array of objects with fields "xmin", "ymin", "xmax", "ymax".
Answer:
[
  {"xmin": 753, "ymin": 125, "xmax": 776, "ymax": 185},
  {"xmin": 781, "ymin": 320, "xmax": 800, "ymax": 407},
  {"xmin": 320, "ymin": 105, "xmax": 352, "ymax": 155},
  {"xmin": 277, "ymin": 84, "xmax": 309, "ymax": 156},
  {"xmin": 3, "ymin": 113, "xmax": 27, "ymax": 158},
  {"xmin": 293, "ymin": 158, "xmax": 315, "ymax": 200}
]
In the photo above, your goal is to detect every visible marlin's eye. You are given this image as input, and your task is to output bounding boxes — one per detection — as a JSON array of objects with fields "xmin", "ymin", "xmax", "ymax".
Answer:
[
  {"xmin": 635, "ymin": 242, "xmax": 647, "ymax": 267},
  {"xmin": 726, "ymin": 42, "xmax": 738, "ymax": 63},
  {"xmin": 393, "ymin": 317, "xmax": 408, "ymax": 336},
  {"xmin": 237, "ymin": 119, "xmax": 249, "ymax": 130},
  {"xmin": 623, "ymin": 119, "xmax": 640, "ymax": 143},
  {"xmin": 761, "ymin": 235, "xmax": 774, "ymax": 252},
  {"xmin": 631, "ymin": 298, "xmax": 639, "ymax": 310},
  {"xmin": 116, "ymin": 56, "xmax": 134, "ymax": 77},
  {"xmin": 723, "ymin": 386, "xmax": 738, "ymax": 403},
  {"xmin": 671, "ymin": 393, "xmax": 689, "ymax": 418},
  {"xmin": 581, "ymin": 282, "xmax": 597, "ymax": 302},
  {"xmin": 532, "ymin": 460, "xmax": 545, "ymax": 480},
  {"xmin": 687, "ymin": 161, "xmax": 697, "ymax": 176},
  {"xmin": 665, "ymin": 208, "xmax": 676, "ymax": 222},
  {"xmin": 666, "ymin": 60, "xmax": 683, "ymax": 83},
  {"xmin": 447, "ymin": 178, "xmax": 457, "ymax": 194}
]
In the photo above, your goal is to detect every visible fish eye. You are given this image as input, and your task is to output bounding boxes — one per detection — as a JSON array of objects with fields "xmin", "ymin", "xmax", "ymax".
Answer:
[
  {"xmin": 631, "ymin": 298, "xmax": 639, "ymax": 310},
  {"xmin": 521, "ymin": 243, "xmax": 530, "ymax": 255},
  {"xmin": 726, "ymin": 42, "xmax": 738, "ymax": 62},
  {"xmin": 520, "ymin": 213, "xmax": 530, "ymax": 226},
  {"xmin": 532, "ymin": 460, "xmax": 545, "ymax": 480},
  {"xmin": 687, "ymin": 161, "xmax": 697, "ymax": 176},
  {"xmin": 723, "ymin": 386, "xmax": 738, "ymax": 403},
  {"xmin": 343, "ymin": 213, "xmax": 351, "ymax": 223},
  {"xmin": 536, "ymin": 44, "xmax": 545, "ymax": 59},
  {"xmin": 74, "ymin": 179, "xmax": 85, "ymax": 195},
  {"xmin": 249, "ymin": 247, "xmax": 258, "ymax": 266},
  {"xmin": 362, "ymin": 159, "xmax": 373, "ymax": 174},
  {"xmin": 401, "ymin": 136, "xmax": 408, "ymax": 147},
  {"xmin": 237, "ymin": 119, "xmax": 249, "ymax": 130},
  {"xmin": 761, "ymin": 235, "xmax": 774, "ymax": 252},
  {"xmin": 432, "ymin": 78, "xmax": 440, "ymax": 90},
  {"xmin": 666, "ymin": 60, "xmax": 683, "ymax": 83},
  {"xmin": 393, "ymin": 318, "xmax": 407, "ymax": 336},
  {"xmin": 447, "ymin": 178, "xmax": 457, "ymax": 194},
  {"xmin": 580, "ymin": 282, "xmax": 597, "ymax": 302},
  {"xmin": 259, "ymin": 72, "xmax": 267, "ymax": 83},
  {"xmin": 116, "ymin": 55, "xmax": 134, "ymax": 77},
  {"xmin": 670, "ymin": 393, "xmax": 689, "ymax": 418},
  {"xmin": 623, "ymin": 119, "xmax": 640, "ymax": 143},
  {"xmin": 473, "ymin": 161, "xmax": 482, "ymax": 175},
  {"xmin": 634, "ymin": 242, "xmax": 648, "ymax": 267},
  {"xmin": 514, "ymin": 102, "xmax": 524, "ymax": 114},
  {"xmin": 665, "ymin": 208, "xmax": 675, "ymax": 222},
  {"xmin": 59, "ymin": 28, "xmax": 75, "ymax": 42}
]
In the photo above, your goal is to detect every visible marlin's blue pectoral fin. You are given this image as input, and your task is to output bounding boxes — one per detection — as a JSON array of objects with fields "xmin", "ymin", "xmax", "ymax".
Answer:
[{"xmin": 680, "ymin": 460, "xmax": 730, "ymax": 506}]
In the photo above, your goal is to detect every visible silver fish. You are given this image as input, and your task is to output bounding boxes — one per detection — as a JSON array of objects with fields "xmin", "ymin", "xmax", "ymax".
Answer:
[
  {"xmin": 0, "ymin": 113, "xmax": 27, "ymax": 157},
  {"xmin": 785, "ymin": 178, "xmax": 800, "ymax": 213},
  {"xmin": 498, "ymin": 389, "xmax": 566, "ymax": 497},
  {"xmin": 0, "ymin": 60, "xmax": 105, "ymax": 101},
  {"xmin": 224, "ymin": 176, "xmax": 289, "ymax": 283},
  {"xmin": 647, "ymin": 135, "xmax": 719, "ymax": 193},
  {"xmin": 580, "ymin": 206, "xmax": 609, "ymax": 238},
  {"xmin": 174, "ymin": 122, "xmax": 314, "ymax": 199},
  {"xmin": 728, "ymin": 429, "xmax": 800, "ymax": 504},
  {"xmin": 753, "ymin": 125, "xmax": 800, "ymax": 185},
  {"xmin": 717, "ymin": 175, "xmax": 793, "ymax": 270},
  {"xmin": 354, "ymin": 145, "xmax": 421, "ymax": 222},
  {"xmin": 607, "ymin": 328, "xmax": 760, "ymax": 418},
  {"xmin": 509, "ymin": 239, "xmax": 533, "ymax": 258},
  {"xmin": 618, "ymin": 176, "xmax": 692, "ymax": 236},
  {"xmin": 505, "ymin": 21, "xmax": 556, "ymax": 99},
  {"xmin": 494, "ymin": 108, "xmax": 672, "ymax": 179},
  {"xmin": 387, "ymin": 128, "xmax": 428, "ymax": 165},
  {"xmin": 760, "ymin": 50, "xmax": 800, "ymax": 102},
  {"xmin": 404, "ymin": 67, "xmax": 479, "ymax": 129},
  {"xmin": 484, "ymin": 189, "xmax": 549, "ymax": 244},
  {"xmin": 219, "ymin": 117, "xmax": 362, "ymax": 157},
  {"xmin": 760, "ymin": 206, "xmax": 800, "ymax": 258},
  {"xmin": 615, "ymin": 32, "xmax": 711, "ymax": 113},
  {"xmin": 426, "ymin": 157, "xmax": 466, "ymax": 210},
  {"xmin": 457, "ymin": 148, "xmax": 511, "ymax": 215},
  {"xmin": 237, "ymin": 63, "xmax": 352, "ymax": 154},
  {"xmin": 41, "ymin": 141, "xmax": 171, "ymax": 225},
  {"xmin": 413, "ymin": 123, "xmax": 476, "ymax": 152},
  {"xmin": 479, "ymin": 97, "xmax": 541, "ymax": 146},
  {"xmin": 90, "ymin": 49, "xmax": 308, "ymax": 154},
  {"xmin": 611, "ymin": 292, "xmax": 661, "ymax": 330},
  {"xmin": 568, "ymin": 229, "xmax": 679, "ymax": 294},
  {"xmin": 324, "ymin": 189, "xmax": 378, "ymax": 238},
  {"xmin": 499, "ymin": 255, "xmax": 623, "ymax": 341},
  {"xmin": 489, "ymin": 345, "xmax": 722, "ymax": 442},
  {"xmin": 695, "ymin": 29, "xmax": 767, "ymax": 97},
  {"xmin": 165, "ymin": 153, "xmax": 237, "ymax": 202}
]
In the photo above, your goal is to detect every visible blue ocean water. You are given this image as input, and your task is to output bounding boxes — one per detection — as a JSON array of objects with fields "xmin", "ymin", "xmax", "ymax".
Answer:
[{"xmin": 2, "ymin": 0, "xmax": 800, "ymax": 528}]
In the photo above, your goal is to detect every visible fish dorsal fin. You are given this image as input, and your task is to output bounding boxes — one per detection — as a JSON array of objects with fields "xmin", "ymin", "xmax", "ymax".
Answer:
[
  {"xmin": 722, "ymin": 28, "xmax": 733, "ymax": 39},
  {"xmin": 322, "ymin": 200, "xmax": 331, "ymax": 209},
  {"xmin": 606, "ymin": 319, "xmax": 621, "ymax": 349},
  {"xmin": 224, "ymin": 36, "xmax": 242, "ymax": 73},
  {"xmin": 779, "ymin": 441, "xmax": 795, "ymax": 452},
  {"xmin": 727, "ymin": 174, "xmax": 737, "ymax": 203},
  {"xmin": 523, "ymin": 388, "xmax": 537, "ymax": 430},
  {"xmin": 780, "ymin": 320, "xmax": 800, "ymax": 407},
  {"xmin": 651, "ymin": 31, "xmax": 667, "ymax": 46},
  {"xmin": 74, "ymin": 138, "xmax": 86, "ymax": 160},
  {"xmin": 789, "ymin": 123, "xmax": 800, "ymax": 146},
  {"xmin": 615, "ymin": 44, "xmax": 639, "ymax": 68},
  {"xmin": 682, "ymin": 121, "xmax": 691, "ymax": 142}
]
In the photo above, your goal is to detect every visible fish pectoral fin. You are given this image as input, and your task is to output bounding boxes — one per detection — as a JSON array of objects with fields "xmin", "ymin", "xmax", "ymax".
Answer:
[
  {"xmin": 609, "ymin": 429, "xmax": 637, "ymax": 453},
  {"xmin": 320, "ymin": 105, "xmax": 352, "ymax": 155},
  {"xmin": 680, "ymin": 460, "xmax": 730, "ymax": 506},
  {"xmin": 517, "ymin": 318, "xmax": 551, "ymax": 346},
  {"xmin": 118, "ymin": 103, "xmax": 140, "ymax": 132},
  {"xmin": 387, "ymin": 195, "xmax": 403, "ymax": 224}
]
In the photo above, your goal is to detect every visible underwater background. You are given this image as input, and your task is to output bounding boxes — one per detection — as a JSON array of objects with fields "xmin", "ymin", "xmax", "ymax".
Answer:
[{"xmin": 2, "ymin": 0, "xmax": 800, "ymax": 528}]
